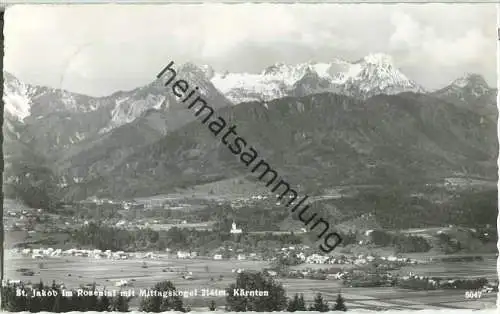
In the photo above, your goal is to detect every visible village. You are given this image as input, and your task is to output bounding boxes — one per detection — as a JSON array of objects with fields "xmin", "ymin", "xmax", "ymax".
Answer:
[
  {"xmin": 4, "ymin": 194, "xmax": 498, "ymax": 311},
  {"xmin": 6, "ymin": 231, "xmax": 498, "ymax": 296}
]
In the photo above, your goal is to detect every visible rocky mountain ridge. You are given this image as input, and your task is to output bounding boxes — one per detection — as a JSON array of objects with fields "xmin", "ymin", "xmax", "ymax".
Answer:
[
  {"xmin": 2, "ymin": 53, "xmax": 497, "ymax": 202},
  {"xmin": 210, "ymin": 53, "xmax": 425, "ymax": 103}
]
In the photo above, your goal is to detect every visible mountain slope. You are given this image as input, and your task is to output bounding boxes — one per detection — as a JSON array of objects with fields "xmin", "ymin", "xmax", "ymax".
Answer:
[
  {"xmin": 3, "ymin": 116, "xmax": 61, "ymax": 210},
  {"xmin": 3, "ymin": 64, "xmax": 233, "ymax": 175},
  {"xmin": 67, "ymin": 91, "xmax": 497, "ymax": 199},
  {"xmin": 432, "ymin": 73, "xmax": 497, "ymax": 121},
  {"xmin": 53, "ymin": 63, "xmax": 233, "ymax": 184},
  {"xmin": 4, "ymin": 60, "xmax": 497, "ymax": 206}
]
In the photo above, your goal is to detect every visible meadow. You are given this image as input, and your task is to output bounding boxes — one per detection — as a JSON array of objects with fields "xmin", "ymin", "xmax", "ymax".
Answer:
[{"xmin": 5, "ymin": 255, "xmax": 497, "ymax": 311}]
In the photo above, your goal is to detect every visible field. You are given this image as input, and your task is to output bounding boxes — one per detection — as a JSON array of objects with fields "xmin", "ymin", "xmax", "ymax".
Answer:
[
  {"xmin": 145, "ymin": 221, "xmax": 215, "ymax": 231},
  {"xmin": 5, "ymin": 255, "xmax": 497, "ymax": 310},
  {"xmin": 396, "ymin": 259, "xmax": 498, "ymax": 281}
]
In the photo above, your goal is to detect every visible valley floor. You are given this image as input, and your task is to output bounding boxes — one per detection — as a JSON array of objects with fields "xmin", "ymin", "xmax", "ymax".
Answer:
[{"xmin": 5, "ymin": 254, "xmax": 497, "ymax": 311}]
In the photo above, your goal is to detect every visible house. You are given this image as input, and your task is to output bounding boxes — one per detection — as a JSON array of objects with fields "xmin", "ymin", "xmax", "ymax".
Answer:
[
  {"xmin": 306, "ymin": 254, "xmax": 329, "ymax": 264},
  {"xmin": 177, "ymin": 251, "xmax": 190, "ymax": 259},
  {"xmin": 115, "ymin": 280, "xmax": 129, "ymax": 287},
  {"xmin": 144, "ymin": 252, "xmax": 157, "ymax": 259},
  {"xmin": 237, "ymin": 254, "xmax": 246, "ymax": 261},
  {"xmin": 334, "ymin": 272, "xmax": 346, "ymax": 280},
  {"xmin": 32, "ymin": 253, "xmax": 43, "ymax": 259},
  {"xmin": 296, "ymin": 252, "xmax": 306, "ymax": 261},
  {"xmin": 113, "ymin": 252, "xmax": 129, "ymax": 260},
  {"xmin": 7, "ymin": 279, "xmax": 21, "ymax": 285},
  {"xmin": 387, "ymin": 256, "xmax": 398, "ymax": 262},
  {"xmin": 266, "ymin": 270, "xmax": 278, "ymax": 277},
  {"xmin": 482, "ymin": 286, "xmax": 494, "ymax": 293},
  {"xmin": 182, "ymin": 272, "xmax": 194, "ymax": 280},
  {"xmin": 51, "ymin": 249, "xmax": 62, "ymax": 257}
]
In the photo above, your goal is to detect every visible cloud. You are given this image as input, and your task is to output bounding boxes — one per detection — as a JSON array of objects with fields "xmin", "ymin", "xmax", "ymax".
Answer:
[
  {"xmin": 4, "ymin": 4, "xmax": 496, "ymax": 96},
  {"xmin": 388, "ymin": 9, "xmax": 495, "ymax": 88},
  {"xmin": 390, "ymin": 10, "xmax": 491, "ymax": 66}
]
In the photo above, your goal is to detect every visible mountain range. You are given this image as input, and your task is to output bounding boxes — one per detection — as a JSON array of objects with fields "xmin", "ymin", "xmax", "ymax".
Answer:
[
  {"xmin": 2, "ymin": 53, "xmax": 498, "ymax": 203},
  {"xmin": 210, "ymin": 53, "xmax": 424, "ymax": 103}
]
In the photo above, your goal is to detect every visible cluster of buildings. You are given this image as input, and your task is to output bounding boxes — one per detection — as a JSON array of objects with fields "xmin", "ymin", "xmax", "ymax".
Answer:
[
  {"xmin": 172, "ymin": 244, "xmax": 419, "ymax": 267},
  {"xmin": 274, "ymin": 245, "xmax": 418, "ymax": 265},
  {"xmin": 84, "ymin": 197, "xmax": 194, "ymax": 212},
  {"xmin": 12, "ymin": 248, "xmax": 131, "ymax": 260},
  {"xmin": 175, "ymin": 250, "xmax": 251, "ymax": 261},
  {"xmin": 301, "ymin": 253, "xmax": 417, "ymax": 265},
  {"xmin": 5, "ymin": 208, "xmax": 46, "ymax": 231},
  {"xmin": 176, "ymin": 251, "xmax": 198, "ymax": 259}
]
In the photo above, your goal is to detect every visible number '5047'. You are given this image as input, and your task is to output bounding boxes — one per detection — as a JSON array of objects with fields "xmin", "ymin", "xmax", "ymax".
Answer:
[{"xmin": 464, "ymin": 290, "xmax": 482, "ymax": 299}]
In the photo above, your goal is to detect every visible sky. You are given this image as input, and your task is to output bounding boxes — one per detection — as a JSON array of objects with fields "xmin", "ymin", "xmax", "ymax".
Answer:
[{"xmin": 4, "ymin": 3, "xmax": 497, "ymax": 97}]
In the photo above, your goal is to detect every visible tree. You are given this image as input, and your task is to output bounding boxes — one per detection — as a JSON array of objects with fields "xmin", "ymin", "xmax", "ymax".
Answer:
[
  {"xmin": 51, "ymin": 292, "xmax": 62, "ymax": 313},
  {"xmin": 49, "ymin": 280, "xmax": 61, "ymax": 312},
  {"xmin": 272, "ymin": 255, "xmax": 292, "ymax": 274},
  {"xmin": 332, "ymin": 293, "xmax": 347, "ymax": 311},
  {"xmin": 70, "ymin": 290, "xmax": 84, "ymax": 311},
  {"xmin": 98, "ymin": 293, "xmax": 112, "ymax": 311},
  {"xmin": 226, "ymin": 272, "xmax": 287, "ymax": 312},
  {"xmin": 139, "ymin": 280, "xmax": 184, "ymax": 312},
  {"xmin": 85, "ymin": 283, "xmax": 99, "ymax": 310},
  {"xmin": 111, "ymin": 294, "xmax": 130, "ymax": 312},
  {"xmin": 209, "ymin": 300, "xmax": 217, "ymax": 311},
  {"xmin": 311, "ymin": 293, "xmax": 329, "ymax": 312},
  {"xmin": 28, "ymin": 279, "xmax": 46, "ymax": 312},
  {"xmin": 287, "ymin": 294, "xmax": 300, "ymax": 312},
  {"xmin": 1, "ymin": 283, "xmax": 28, "ymax": 311},
  {"xmin": 297, "ymin": 293, "xmax": 306, "ymax": 311}
]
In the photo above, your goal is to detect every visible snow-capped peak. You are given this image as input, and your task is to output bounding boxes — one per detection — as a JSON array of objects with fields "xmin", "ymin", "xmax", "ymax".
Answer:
[
  {"xmin": 451, "ymin": 73, "xmax": 489, "ymax": 89},
  {"xmin": 341, "ymin": 53, "xmax": 423, "ymax": 97},
  {"xmin": 3, "ymin": 71, "xmax": 34, "ymax": 121},
  {"xmin": 262, "ymin": 63, "xmax": 288, "ymax": 75},
  {"xmin": 361, "ymin": 53, "xmax": 395, "ymax": 68},
  {"xmin": 438, "ymin": 73, "xmax": 492, "ymax": 100},
  {"xmin": 210, "ymin": 53, "xmax": 424, "ymax": 103}
]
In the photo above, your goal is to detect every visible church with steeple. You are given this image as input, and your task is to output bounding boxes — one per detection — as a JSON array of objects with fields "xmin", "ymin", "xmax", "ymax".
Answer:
[{"xmin": 230, "ymin": 221, "xmax": 242, "ymax": 234}]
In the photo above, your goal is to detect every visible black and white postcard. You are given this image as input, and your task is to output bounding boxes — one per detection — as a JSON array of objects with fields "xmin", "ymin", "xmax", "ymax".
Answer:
[{"xmin": 1, "ymin": 3, "xmax": 498, "ymax": 313}]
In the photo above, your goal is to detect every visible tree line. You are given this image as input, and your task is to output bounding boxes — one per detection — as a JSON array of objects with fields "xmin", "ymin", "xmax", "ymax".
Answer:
[
  {"xmin": 72, "ymin": 222, "xmax": 312, "ymax": 254},
  {"xmin": 1, "ymin": 280, "xmax": 130, "ymax": 312},
  {"xmin": 2, "ymin": 272, "xmax": 347, "ymax": 312}
]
